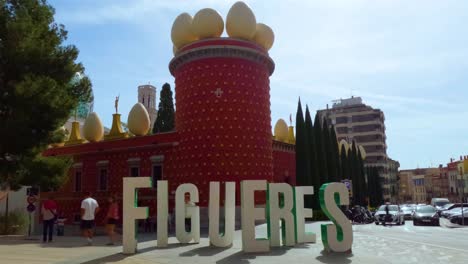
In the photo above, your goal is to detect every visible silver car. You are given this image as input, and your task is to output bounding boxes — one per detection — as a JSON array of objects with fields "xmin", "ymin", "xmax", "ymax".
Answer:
[{"xmin": 374, "ymin": 205, "xmax": 405, "ymax": 225}]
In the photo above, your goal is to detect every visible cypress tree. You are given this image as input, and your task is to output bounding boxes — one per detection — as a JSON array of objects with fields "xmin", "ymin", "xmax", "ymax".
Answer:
[
  {"xmin": 295, "ymin": 99, "xmax": 308, "ymax": 187},
  {"xmin": 374, "ymin": 167, "xmax": 384, "ymax": 206},
  {"xmin": 340, "ymin": 144, "xmax": 348, "ymax": 181},
  {"xmin": 322, "ymin": 119, "xmax": 334, "ymax": 183},
  {"xmin": 305, "ymin": 106, "xmax": 319, "ymax": 209},
  {"xmin": 153, "ymin": 83, "xmax": 175, "ymax": 133},
  {"xmin": 314, "ymin": 113, "xmax": 328, "ymax": 185},
  {"xmin": 356, "ymin": 148, "xmax": 367, "ymax": 205},
  {"xmin": 330, "ymin": 125, "xmax": 341, "ymax": 181},
  {"xmin": 350, "ymin": 142, "xmax": 359, "ymax": 205}
]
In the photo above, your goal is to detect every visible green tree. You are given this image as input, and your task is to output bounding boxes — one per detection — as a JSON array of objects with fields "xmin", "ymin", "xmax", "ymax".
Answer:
[
  {"xmin": 322, "ymin": 119, "xmax": 333, "ymax": 183},
  {"xmin": 340, "ymin": 144, "xmax": 348, "ymax": 180},
  {"xmin": 304, "ymin": 106, "xmax": 319, "ymax": 209},
  {"xmin": 350, "ymin": 142, "xmax": 359, "ymax": 205},
  {"xmin": 295, "ymin": 99, "xmax": 308, "ymax": 188},
  {"xmin": 153, "ymin": 83, "xmax": 175, "ymax": 133},
  {"xmin": 329, "ymin": 124, "xmax": 341, "ymax": 182},
  {"xmin": 0, "ymin": 0, "xmax": 92, "ymax": 190},
  {"xmin": 356, "ymin": 147, "xmax": 367, "ymax": 205},
  {"xmin": 314, "ymin": 113, "xmax": 328, "ymax": 184}
]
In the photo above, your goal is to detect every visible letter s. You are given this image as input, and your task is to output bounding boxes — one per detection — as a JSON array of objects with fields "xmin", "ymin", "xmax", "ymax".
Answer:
[{"xmin": 319, "ymin": 183, "xmax": 353, "ymax": 253}]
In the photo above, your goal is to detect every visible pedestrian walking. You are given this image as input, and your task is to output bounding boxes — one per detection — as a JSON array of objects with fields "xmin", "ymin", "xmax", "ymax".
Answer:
[
  {"xmin": 80, "ymin": 192, "xmax": 100, "ymax": 245},
  {"xmin": 105, "ymin": 195, "xmax": 119, "ymax": 245},
  {"xmin": 41, "ymin": 195, "xmax": 57, "ymax": 243}
]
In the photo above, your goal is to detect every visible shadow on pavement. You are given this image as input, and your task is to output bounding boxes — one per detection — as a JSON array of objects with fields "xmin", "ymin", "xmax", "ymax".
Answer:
[
  {"xmin": 216, "ymin": 244, "xmax": 311, "ymax": 264},
  {"xmin": 179, "ymin": 245, "xmax": 232, "ymax": 257},
  {"xmin": 79, "ymin": 243, "xmax": 193, "ymax": 264},
  {"xmin": 316, "ymin": 250, "xmax": 353, "ymax": 264}
]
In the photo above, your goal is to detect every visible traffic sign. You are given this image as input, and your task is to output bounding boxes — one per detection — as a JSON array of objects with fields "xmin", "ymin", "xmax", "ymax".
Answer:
[{"xmin": 27, "ymin": 204, "xmax": 36, "ymax": 212}]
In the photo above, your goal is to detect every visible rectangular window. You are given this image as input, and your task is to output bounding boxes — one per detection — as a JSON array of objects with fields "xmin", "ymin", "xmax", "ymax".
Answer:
[
  {"xmin": 75, "ymin": 171, "xmax": 82, "ymax": 192},
  {"xmin": 99, "ymin": 168, "xmax": 108, "ymax": 191},
  {"xmin": 152, "ymin": 165, "xmax": 162, "ymax": 186},
  {"xmin": 130, "ymin": 167, "xmax": 139, "ymax": 177}
]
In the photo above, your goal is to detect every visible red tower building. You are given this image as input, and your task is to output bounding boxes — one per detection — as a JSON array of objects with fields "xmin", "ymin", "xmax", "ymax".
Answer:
[{"xmin": 170, "ymin": 38, "xmax": 275, "ymax": 205}]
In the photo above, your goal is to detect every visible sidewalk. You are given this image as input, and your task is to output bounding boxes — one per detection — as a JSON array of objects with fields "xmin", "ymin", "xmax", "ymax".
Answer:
[{"xmin": 1, "ymin": 222, "xmax": 467, "ymax": 264}]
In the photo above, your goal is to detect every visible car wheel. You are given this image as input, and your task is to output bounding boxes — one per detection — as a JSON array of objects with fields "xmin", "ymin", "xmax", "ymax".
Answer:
[
  {"xmin": 402, "ymin": 219, "xmax": 405, "ymax": 225},
  {"xmin": 375, "ymin": 221, "xmax": 379, "ymax": 225},
  {"xmin": 413, "ymin": 220, "xmax": 418, "ymax": 226}
]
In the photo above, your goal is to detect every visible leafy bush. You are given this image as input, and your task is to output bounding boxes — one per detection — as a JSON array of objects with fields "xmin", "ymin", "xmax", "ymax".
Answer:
[{"xmin": 0, "ymin": 210, "xmax": 28, "ymax": 235}]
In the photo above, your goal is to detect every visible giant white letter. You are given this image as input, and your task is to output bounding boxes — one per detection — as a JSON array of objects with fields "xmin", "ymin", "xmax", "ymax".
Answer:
[
  {"xmin": 268, "ymin": 183, "xmax": 295, "ymax": 247},
  {"xmin": 241, "ymin": 180, "xmax": 269, "ymax": 253},
  {"xmin": 294, "ymin": 186, "xmax": 316, "ymax": 244},
  {"xmin": 122, "ymin": 177, "xmax": 151, "ymax": 254},
  {"xmin": 319, "ymin": 183, "xmax": 353, "ymax": 253},
  {"xmin": 209, "ymin": 181, "xmax": 235, "ymax": 247},
  {"xmin": 176, "ymin": 183, "xmax": 200, "ymax": 243},
  {"xmin": 157, "ymin": 180, "xmax": 168, "ymax": 247}
]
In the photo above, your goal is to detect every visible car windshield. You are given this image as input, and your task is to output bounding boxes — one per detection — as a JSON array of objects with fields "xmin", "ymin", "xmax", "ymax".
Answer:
[
  {"xmin": 416, "ymin": 206, "xmax": 436, "ymax": 213},
  {"xmin": 434, "ymin": 201, "xmax": 450, "ymax": 207},
  {"xmin": 378, "ymin": 205, "xmax": 398, "ymax": 211},
  {"xmin": 401, "ymin": 206, "xmax": 413, "ymax": 211}
]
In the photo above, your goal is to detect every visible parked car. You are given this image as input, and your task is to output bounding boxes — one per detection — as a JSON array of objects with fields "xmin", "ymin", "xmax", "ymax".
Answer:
[
  {"xmin": 401, "ymin": 205, "xmax": 416, "ymax": 220},
  {"xmin": 441, "ymin": 207, "xmax": 466, "ymax": 218},
  {"xmin": 448, "ymin": 210, "xmax": 468, "ymax": 226},
  {"xmin": 413, "ymin": 205, "xmax": 439, "ymax": 226},
  {"xmin": 431, "ymin": 198, "xmax": 450, "ymax": 210},
  {"xmin": 374, "ymin": 205, "xmax": 405, "ymax": 225},
  {"xmin": 438, "ymin": 203, "xmax": 468, "ymax": 216}
]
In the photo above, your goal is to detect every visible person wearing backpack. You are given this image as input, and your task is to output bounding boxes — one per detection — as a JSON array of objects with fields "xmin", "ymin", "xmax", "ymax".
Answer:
[{"xmin": 41, "ymin": 195, "xmax": 57, "ymax": 243}]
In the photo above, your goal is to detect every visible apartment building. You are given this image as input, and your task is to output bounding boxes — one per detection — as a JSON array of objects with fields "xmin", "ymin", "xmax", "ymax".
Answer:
[{"xmin": 318, "ymin": 96, "xmax": 399, "ymax": 202}]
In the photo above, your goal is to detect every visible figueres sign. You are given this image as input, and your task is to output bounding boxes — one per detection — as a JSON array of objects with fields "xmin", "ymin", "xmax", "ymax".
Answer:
[{"xmin": 122, "ymin": 179, "xmax": 353, "ymax": 254}]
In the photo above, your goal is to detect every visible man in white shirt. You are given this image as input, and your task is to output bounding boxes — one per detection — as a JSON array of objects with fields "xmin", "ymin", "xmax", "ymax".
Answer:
[{"xmin": 80, "ymin": 192, "xmax": 100, "ymax": 245}]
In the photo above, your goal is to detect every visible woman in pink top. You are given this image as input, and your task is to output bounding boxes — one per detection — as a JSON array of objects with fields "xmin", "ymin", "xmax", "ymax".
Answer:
[{"xmin": 105, "ymin": 195, "xmax": 119, "ymax": 245}]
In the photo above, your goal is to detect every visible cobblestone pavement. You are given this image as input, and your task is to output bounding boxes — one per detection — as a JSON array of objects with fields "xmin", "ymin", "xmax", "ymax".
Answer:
[{"xmin": 1, "ymin": 221, "xmax": 467, "ymax": 264}]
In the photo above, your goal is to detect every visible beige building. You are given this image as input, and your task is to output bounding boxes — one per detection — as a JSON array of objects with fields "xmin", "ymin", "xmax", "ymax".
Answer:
[
  {"xmin": 398, "ymin": 167, "xmax": 442, "ymax": 204},
  {"xmin": 398, "ymin": 170, "xmax": 415, "ymax": 202},
  {"xmin": 138, "ymin": 84, "xmax": 158, "ymax": 129},
  {"xmin": 318, "ymin": 96, "xmax": 399, "ymax": 202},
  {"xmin": 412, "ymin": 175, "xmax": 426, "ymax": 203}
]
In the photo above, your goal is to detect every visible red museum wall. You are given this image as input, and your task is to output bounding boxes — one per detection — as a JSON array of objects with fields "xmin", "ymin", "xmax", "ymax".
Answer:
[{"xmin": 42, "ymin": 39, "xmax": 295, "ymax": 226}]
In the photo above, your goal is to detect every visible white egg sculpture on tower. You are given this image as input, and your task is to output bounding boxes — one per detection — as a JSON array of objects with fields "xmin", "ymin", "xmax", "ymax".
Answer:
[
  {"xmin": 83, "ymin": 112, "xmax": 104, "ymax": 142},
  {"xmin": 192, "ymin": 8, "xmax": 224, "ymax": 39},
  {"xmin": 171, "ymin": 13, "xmax": 198, "ymax": 49},
  {"xmin": 128, "ymin": 103, "xmax": 150, "ymax": 136},
  {"xmin": 254, "ymin": 23, "xmax": 274, "ymax": 50},
  {"xmin": 274, "ymin": 119, "xmax": 289, "ymax": 143},
  {"xmin": 226, "ymin": 1, "xmax": 257, "ymax": 40}
]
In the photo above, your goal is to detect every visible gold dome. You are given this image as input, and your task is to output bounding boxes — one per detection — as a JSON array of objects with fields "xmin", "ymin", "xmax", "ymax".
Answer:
[
  {"xmin": 359, "ymin": 145, "xmax": 367, "ymax": 160},
  {"xmin": 226, "ymin": 1, "xmax": 257, "ymax": 40},
  {"xmin": 83, "ymin": 112, "xmax": 104, "ymax": 142},
  {"xmin": 127, "ymin": 103, "xmax": 150, "ymax": 136},
  {"xmin": 253, "ymin": 23, "xmax": 274, "ymax": 50},
  {"xmin": 192, "ymin": 8, "xmax": 224, "ymax": 39},
  {"xmin": 171, "ymin": 13, "xmax": 198, "ymax": 49},
  {"xmin": 339, "ymin": 139, "xmax": 349, "ymax": 155},
  {"xmin": 274, "ymin": 119, "xmax": 289, "ymax": 143},
  {"xmin": 173, "ymin": 45, "xmax": 178, "ymax": 56}
]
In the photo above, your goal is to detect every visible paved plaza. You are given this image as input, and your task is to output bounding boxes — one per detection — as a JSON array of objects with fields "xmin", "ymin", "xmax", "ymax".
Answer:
[{"xmin": 0, "ymin": 221, "xmax": 467, "ymax": 264}]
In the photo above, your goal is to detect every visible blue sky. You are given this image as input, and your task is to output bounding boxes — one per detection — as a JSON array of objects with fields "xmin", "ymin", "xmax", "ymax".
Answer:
[{"xmin": 49, "ymin": 0, "xmax": 468, "ymax": 169}]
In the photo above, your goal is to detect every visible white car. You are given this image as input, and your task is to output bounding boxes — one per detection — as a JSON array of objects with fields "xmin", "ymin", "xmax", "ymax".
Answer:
[{"xmin": 374, "ymin": 205, "xmax": 405, "ymax": 225}]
